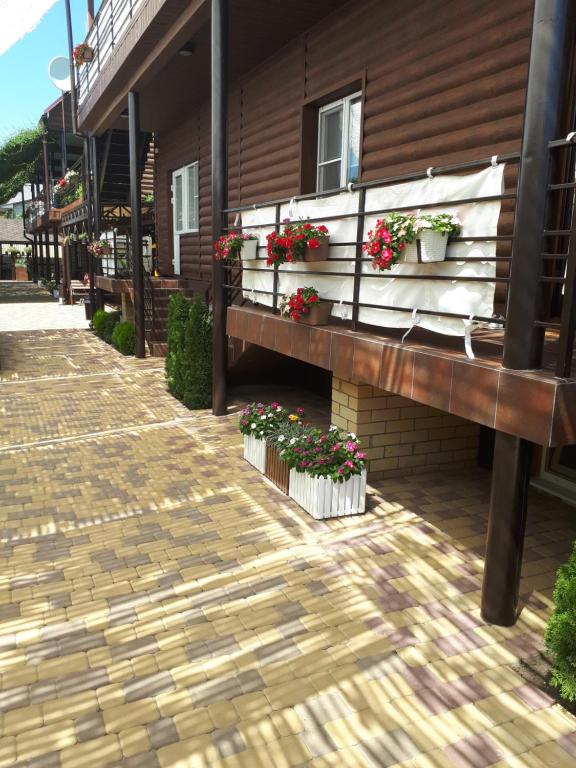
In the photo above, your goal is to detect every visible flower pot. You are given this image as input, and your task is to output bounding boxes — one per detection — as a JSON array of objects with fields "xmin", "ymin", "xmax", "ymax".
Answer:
[
  {"xmin": 265, "ymin": 443, "xmax": 290, "ymax": 494},
  {"xmin": 288, "ymin": 468, "xmax": 367, "ymax": 520},
  {"xmin": 294, "ymin": 301, "xmax": 333, "ymax": 326},
  {"xmin": 15, "ymin": 265, "xmax": 28, "ymax": 281},
  {"xmin": 243, "ymin": 434, "xmax": 266, "ymax": 473},
  {"xmin": 240, "ymin": 239, "xmax": 258, "ymax": 260},
  {"xmin": 400, "ymin": 230, "xmax": 448, "ymax": 263},
  {"xmin": 302, "ymin": 237, "xmax": 330, "ymax": 262},
  {"xmin": 53, "ymin": 290, "xmax": 59, "ymax": 299}
]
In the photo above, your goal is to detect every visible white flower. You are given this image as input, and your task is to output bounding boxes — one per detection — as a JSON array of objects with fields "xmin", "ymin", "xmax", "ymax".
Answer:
[
  {"xmin": 260, "ymin": 415, "xmax": 267, "ymax": 420},
  {"xmin": 349, "ymin": 433, "xmax": 357, "ymax": 440},
  {"xmin": 278, "ymin": 435, "xmax": 286, "ymax": 442},
  {"xmin": 250, "ymin": 423, "xmax": 256, "ymax": 429},
  {"xmin": 289, "ymin": 438, "xmax": 296, "ymax": 445},
  {"xmin": 329, "ymin": 425, "xmax": 338, "ymax": 432}
]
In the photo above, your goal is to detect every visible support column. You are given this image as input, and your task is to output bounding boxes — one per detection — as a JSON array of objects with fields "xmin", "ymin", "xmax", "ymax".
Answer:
[
  {"xmin": 83, "ymin": 136, "xmax": 96, "ymax": 315},
  {"xmin": 90, "ymin": 135, "xmax": 104, "ymax": 311},
  {"xmin": 481, "ymin": 0, "xmax": 570, "ymax": 626},
  {"xmin": 211, "ymin": 0, "xmax": 228, "ymax": 415},
  {"xmin": 53, "ymin": 227, "xmax": 60, "ymax": 287},
  {"xmin": 44, "ymin": 231, "xmax": 51, "ymax": 280},
  {"xmin": 128, "ymin": 92, "xmax": 145, "ymax": 358},
  {"xmin": 37, "ymin": 234, "xmax": 44, "ymax": 280}
]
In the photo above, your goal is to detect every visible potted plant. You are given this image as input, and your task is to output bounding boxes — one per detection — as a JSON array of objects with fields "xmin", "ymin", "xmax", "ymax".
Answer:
[
  {"xmin": 214, "ymin": 232, "xmax": 259, "ymax": 261},
  {"xmin": 266, "ymin": 221, "xmax": 329, "ymax": 266},
  {"xmin": 364, "ymin": 212, "xmax": 461, "ymax": 270},
  {"xmin": 239, "ymin": 402, "xmax": 304, "ymax": 474},
  {"xmin": 88, "ymin": 239, "xmax": 111, "ymax": 256},
  {"xmin": 273, "ymin": 425, "xmax": 367, "ymax": 519},
  {"xmin": 280, "ymin": 287, "xmax": 333, "ymax": 325},
  {"xmin": 14, "ymin": 256, "xmax": 28, "ymax": 282},
  {"xmin": 73, "ymin": 42, "xmax": 94, "ymax": 66}
]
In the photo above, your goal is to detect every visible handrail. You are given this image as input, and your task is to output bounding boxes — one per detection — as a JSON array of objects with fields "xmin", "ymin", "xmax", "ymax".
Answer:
[{"xmin": 76, "ymin": 0, "xmax": 145, "ymax": 106}]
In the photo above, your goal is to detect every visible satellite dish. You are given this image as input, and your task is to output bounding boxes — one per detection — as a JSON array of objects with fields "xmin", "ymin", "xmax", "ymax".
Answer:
[{"xmin": 48, "ymin": 56, "xmax": 71, "ymax": 92}]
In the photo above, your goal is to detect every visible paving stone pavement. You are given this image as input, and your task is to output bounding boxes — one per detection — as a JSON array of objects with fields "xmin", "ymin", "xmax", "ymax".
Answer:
[
  {"xmin": 0, "ymin": 282, "xmax": 89, "ymax": 331},
  {"xmin": 0, "ymin": 326, "xmax": 576, "ymax": 767}
]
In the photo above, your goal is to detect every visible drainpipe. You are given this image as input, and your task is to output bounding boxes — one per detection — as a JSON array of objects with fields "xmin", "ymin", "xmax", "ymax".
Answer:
[
  {"xmin": 211, "ymin": 0, "xmax": 228, "ymax": 416},
  {"xmin": 481, "ymin": 0, "xmax": 570, "ymax": 626}
]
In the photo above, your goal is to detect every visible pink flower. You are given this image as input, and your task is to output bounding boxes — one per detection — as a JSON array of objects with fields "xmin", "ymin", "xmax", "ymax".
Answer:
[
  {"xmin": 344, "ymin": 460, "xmax": 354, "ymax": 469},
  {"xmin": 356, "ymin": 452, "xmax": 366, "ymax": 460}
]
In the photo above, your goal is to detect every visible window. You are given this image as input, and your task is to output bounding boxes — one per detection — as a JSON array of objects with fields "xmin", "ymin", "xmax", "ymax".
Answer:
[
  {"xmin": 317, "ymin": 92, "xmax": 362, "ymax": 192},
  {"xmin": 172, "ymin": 162, "xmax": 198, "ymax": 233}
]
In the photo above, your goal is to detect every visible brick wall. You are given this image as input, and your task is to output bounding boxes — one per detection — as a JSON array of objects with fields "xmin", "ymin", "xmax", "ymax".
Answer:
[{"xmin": 331, "ymin": 378, "xmax": 480, "ymax": 481}]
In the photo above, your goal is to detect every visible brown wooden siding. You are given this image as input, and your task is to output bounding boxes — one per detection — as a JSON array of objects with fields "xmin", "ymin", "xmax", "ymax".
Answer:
[{"xmin": 155, "ymin": 0, "xmax": 533, "ymax": 285}]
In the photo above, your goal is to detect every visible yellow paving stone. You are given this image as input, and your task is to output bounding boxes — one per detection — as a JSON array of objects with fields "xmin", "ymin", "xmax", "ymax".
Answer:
[
  {"xmin": 531, "ymin": 742, "xmax": 576, "ymax": 766},
  {"xmin": 270, "ymin": 708, "xmax": 305, "ymax": 737},
  {"xmin": 15, "ymin": 721, "xmax": 76, "ymax": 760},
  {"xmin": 173, "ymin": 708, "xmax": 213, "ymax": 738},
  {"xmin": 0, "ymin": 737, "xmax": 16, "ymax": 768},
  {"xmin": 232, "ymin": 692, "xmax": 272, "ymax": 721},
  {"xmin": 36, "ymin": 652, "xmax": 88, "ymax": 681},
  {"xmin": 43, "ymin": 690, "xmax": 99, "ymax": 724},
  {"xmin": 3, "ymin": 704, "xmax": 43, "ymax": 736},
  {"xmin": 119, "ymin": 725, "xmax": 151, "ymax": 757},
  {"xmin": 60, "ymin": 734, "xmax": 122, "ymax": 768},
  {"xmin": 158, "ymin": 735, "xmax": 218, "ymax": 767},
  {"xmin": 103, "ymin": 699, "xmax": 160, "ymax": 732},
  {"xmin": 96, "ymin": 683, "xmax": 125, "ymax": 710},
  {"xmin": 265, "ymin": 680, "xmax": 316, "ymax": 710},
  {"xmin": 208, "ymin": 700, "xmax": 238, "ymax": 729}
]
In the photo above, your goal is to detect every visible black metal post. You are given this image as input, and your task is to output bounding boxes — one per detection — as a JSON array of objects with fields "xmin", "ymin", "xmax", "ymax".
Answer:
[
  {"xmin": 53, "ymin": 227, "xmax": 60, "ymax": 287},
  {"xmin": 211, "ymin": 0, "xmax": 228, "ymax": 415},
  {"xmin": 42, "ymin": 131, "xmax": 51, "ymax": 212},
  {"xmin": 83, "ymin": 136, "xmax": 96, "ymax": 313},
  {"xmin": 128, "ymin": 92, "xmax": 146, "ymax": 358},
  {"xmin": 90, "ymin": 135, "xmax": 104, "ymax": 310},
  {"xmin": 64, "ymin": 0, "xmax": 78, "ymax": 134},
  {"xmin": 481, "ymin": 0, "xmax": 570, "ymax": 626},
  {"xmin": 351, "ymin": 187, "xmax": 366, "ymax": 330},
  {"xmin": 44, "ymin": 231, "xmax": 52, "ymax": 280}
]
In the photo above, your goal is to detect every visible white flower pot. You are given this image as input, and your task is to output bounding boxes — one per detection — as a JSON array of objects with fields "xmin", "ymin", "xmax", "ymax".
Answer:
[
  {"xmin": 243, "ymin": 434, "xmax": 266, "ymax": 473},
  {"xmin": 401, "ymin": 230, "xmax": 448, "ymax": 263},
  {"xmin": 241, "ymin": 239, "xmax": 258, "ymax": 260},
  {"xmin": 288, "ymin": 469, "xmax": 367, "ymax": 520}
]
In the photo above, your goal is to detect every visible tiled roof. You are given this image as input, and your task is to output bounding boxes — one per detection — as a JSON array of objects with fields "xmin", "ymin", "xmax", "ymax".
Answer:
[{"xmin": 0, "ymin": 218, "xmax": 28, "ymax": 244}]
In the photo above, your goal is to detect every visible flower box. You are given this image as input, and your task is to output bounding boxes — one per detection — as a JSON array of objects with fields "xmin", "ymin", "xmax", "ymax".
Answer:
[
  {"xmin": 265, "ymin": 443, "xmax": 290, "ymax": 494},
  {"xmin": 241, "ymin": 239, "xmax": 258, "ymax": 260},
  {"xmin": 243, "ymin": 434, "xmax": 266, "ymax": 473},
  {"xmin": 399, "ymin": 230, "xmax": 448, "ymax": 264},
  {"xmin": 288, "ymin": 469, "xmax": 367, "ymax": 520},
  {"xmin": 303, "ymin": 238, "xmax": 330, "ymax": 262},
  {"xmin": 295, "ymin": 301, "xmax": 333, "ymax": 326}
]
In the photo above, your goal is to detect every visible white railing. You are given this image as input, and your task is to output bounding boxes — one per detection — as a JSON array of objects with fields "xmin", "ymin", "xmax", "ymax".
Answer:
[{"xmin": 76, "ymin": 0, "xmax": 145, "ymax": 105}]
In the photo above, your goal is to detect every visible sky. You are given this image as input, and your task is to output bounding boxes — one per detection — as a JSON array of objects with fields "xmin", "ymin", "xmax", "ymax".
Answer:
[{"xmin": 0, "ymin": 0, "xmax": 101, "ymax": 142}]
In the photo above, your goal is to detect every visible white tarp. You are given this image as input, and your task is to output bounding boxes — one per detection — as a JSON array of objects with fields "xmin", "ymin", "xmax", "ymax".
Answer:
[{"xmin": 241, "ymin": 164, "xmax": 505, "ymax": 337}]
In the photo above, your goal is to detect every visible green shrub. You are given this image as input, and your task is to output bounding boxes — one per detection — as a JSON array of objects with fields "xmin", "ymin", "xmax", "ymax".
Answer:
[
  {"xmin": 112, "ymin": 321, "xmax": 135, "ymax": 355},
  {"xmin": 545, "ymin": 541, "xmax": 576, "ymax": 702},
  {"xmin": 166, "ymin": 293, "xmax": 212, "ymax": 409},
  {"xmin": 92, "ymin": 309, "xmax": 121, "ymax": 344}
]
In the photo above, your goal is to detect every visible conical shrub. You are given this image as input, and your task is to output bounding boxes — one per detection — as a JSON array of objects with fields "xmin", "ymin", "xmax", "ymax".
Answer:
[{"xmin": 545, "ymin": 540, "xmax": 576, "ymax": 702}]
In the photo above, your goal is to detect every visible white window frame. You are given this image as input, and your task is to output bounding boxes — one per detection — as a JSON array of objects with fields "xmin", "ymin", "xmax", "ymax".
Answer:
[
  {"xmin": 316, "ymin": 91, "xmax": 362, "ymax": 192},
  {"xmin": 172, "ymin": 162, "xmax": 199, "ymax": 234}
]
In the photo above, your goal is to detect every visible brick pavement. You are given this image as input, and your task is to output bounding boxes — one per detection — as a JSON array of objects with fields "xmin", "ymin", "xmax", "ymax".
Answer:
[
  {"xmin": 0, "ymin": 282, "xmax": 88, "ymax": 331},
  {"xmin": 0, "ymin": 327, "xmax": 575, "ymax": 767}
]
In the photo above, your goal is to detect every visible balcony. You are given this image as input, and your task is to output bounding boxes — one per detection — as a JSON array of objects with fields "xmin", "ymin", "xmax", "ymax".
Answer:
[{"xmin": 223, "ymin": 143, "xmax": 576, "ymax": 449}]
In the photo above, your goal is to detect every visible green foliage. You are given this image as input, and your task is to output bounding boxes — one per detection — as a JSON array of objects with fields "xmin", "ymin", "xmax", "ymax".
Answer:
[
  {"xmin": 545, "ymin": 541, "xmax": 576, "ymax": 702},
  {"xmin": 92, "ymin": 309, "xmax": 121, "ymax": 344},
  {"xmin": 166, "ymin": 293, "xmax": 212, "ymax": 409},
  {"xmin": 0, "ymin": 126, "xmax": 44, "ymax": 205},
  {"xmin": 111, "ymin": 322, "xmax": 135, "ymax": 356}
]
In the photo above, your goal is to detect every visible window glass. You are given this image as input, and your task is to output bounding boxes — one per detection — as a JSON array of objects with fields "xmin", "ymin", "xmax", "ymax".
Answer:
[
  {"xmin": 187, "ymin": 164, "xmax": 198, "ymax": 230},
  {"xmin": 319, "ymin": 107, "xmax": 343, "ymax": 163},
  {"xmin": 347, "ymin": 96, "xmax": 361, "ymax": 184},
  {"xmin": 319, "ymin": 162, "xmax": 342, "ymax": 192},
  {"xmin": 174, "ymin": 173, "xmax": 183, "ymax": 232}
]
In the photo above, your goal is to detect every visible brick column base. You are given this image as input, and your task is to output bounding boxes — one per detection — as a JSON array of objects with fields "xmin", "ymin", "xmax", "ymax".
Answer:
[{"xmin": 331, "ymin": 377, "xmax": 479, "ymax": 481}]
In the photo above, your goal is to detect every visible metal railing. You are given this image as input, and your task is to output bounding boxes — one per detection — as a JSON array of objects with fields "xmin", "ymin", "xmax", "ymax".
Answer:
[
  {"xmin": 77, "ymin": 0, "xmax": 145, "ymax": 105},
  {"xmin": 221, "ymin": 152, "xmax": 520, "ymax": 339}
]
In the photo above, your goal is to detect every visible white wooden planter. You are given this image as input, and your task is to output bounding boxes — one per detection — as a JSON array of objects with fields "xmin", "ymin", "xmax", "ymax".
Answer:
[
  {"xmin": 288, "ymin": 469, "xmax": 367, "ymax": 520},
  {"xmin": 243, "ymin": 434, "xmax": 266, "ymax": 473},
  {"xmin": 401, "ymin": 230, "xmax": 448, "ymax": 263},
  {"xmin": 240, "ymin": 239, "xmax": 258, "ymax": 260}
]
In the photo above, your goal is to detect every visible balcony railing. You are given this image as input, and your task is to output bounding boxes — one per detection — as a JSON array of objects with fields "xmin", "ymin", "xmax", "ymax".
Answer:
[{"xmin": 77, "ymin": 0, "xmax": 145, "ymax": 106}]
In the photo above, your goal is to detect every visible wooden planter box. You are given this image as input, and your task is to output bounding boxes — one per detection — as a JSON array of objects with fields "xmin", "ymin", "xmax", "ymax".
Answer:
[
  {"xmin": 15, "ymin": 265, "xmax": 28, "ymax": 281},
  {"xmin": 265, "ymin": 443, "xmax": 290, "ymax": 494},
  {"xmin": 289, "ymin": 469, "xmax": 367, "ymax": 520},
  {"xmin": 243, "ymin": 435, "xmax": 266, "ymax": 473},
  {"xmin": 302, "ymin": 237, "xmax": 329, "ymax": 262},
  {"xmin": 294, "ymin": 301, "xmax": 333, "ymax": 326}
]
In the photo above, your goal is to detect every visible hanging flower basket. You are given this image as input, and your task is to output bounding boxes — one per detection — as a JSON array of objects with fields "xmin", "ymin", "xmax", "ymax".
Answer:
[
  {"xmin": 279, "ymin": 287, "xmax": 332, "ymax": 325},
  {"xmin": 266, "ymin": 222, "xmax": 329, "ymax": 266},
  {"xmin": 364, "ymin": 212, "xmax": 461, "ymax": 271},
  {"xmin": 73, "ymin": 43, "xmax": 94, "ymax": 67},
  {"xmin": 400, "ymin": 229, "xmax": 449, "ymax": 264},
  {"xmin": 289, "ymin": 469, "xmax": 367, "ymax": 520},
  {"xmin": 214, "ymin": 232, "xmax": 258, "ymax": 261}
]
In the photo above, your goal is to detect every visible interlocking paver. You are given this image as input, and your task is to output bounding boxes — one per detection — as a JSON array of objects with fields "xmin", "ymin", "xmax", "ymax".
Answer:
[{"xmin": 0, "ymin": 315, "xmax": 576, "ymax": 766}]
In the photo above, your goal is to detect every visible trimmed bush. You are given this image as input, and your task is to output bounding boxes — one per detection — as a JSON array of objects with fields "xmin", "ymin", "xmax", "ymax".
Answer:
[
  {"xmin": 545, "ymin": 541, "xmax": 576, "ymax": 702},
  {"xmin": 112, "ymin": 321, "xmax": 135, "ymax": 355},
  {"xmin": 92, "ymin": 309, "xmax": 121, "ymax": 344},
  {"xmin": 166, "ymin": 293, "xmax": 212, "ymax": 409}
]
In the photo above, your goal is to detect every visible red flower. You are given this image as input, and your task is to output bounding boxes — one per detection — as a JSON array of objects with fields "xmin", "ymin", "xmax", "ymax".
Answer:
[
  {"xmin": 308, "ymin": 294, "xmax": 319, "ymax": 303},
  {"xmin": 307, "ymin": 238, "xmax": 320, "ymax": 249}
]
